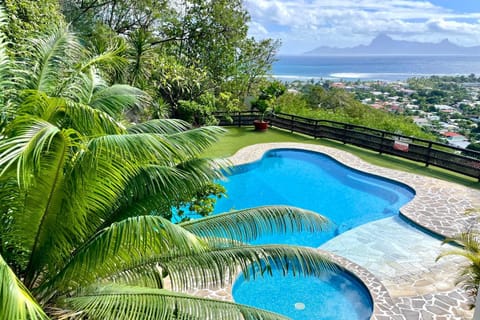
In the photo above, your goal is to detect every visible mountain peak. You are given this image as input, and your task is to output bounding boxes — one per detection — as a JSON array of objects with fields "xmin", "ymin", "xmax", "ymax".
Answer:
[
  {"xmin": 304, "ymin": 34, "xmax": 480, "ymax": 56},
  {"xmin": 371, "ymin": 34, "xmax": 393, "ymax": 43}
]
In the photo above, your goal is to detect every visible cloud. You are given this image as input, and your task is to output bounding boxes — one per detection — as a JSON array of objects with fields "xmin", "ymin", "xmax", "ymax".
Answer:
[
  {"xmin": 244, "ymin": 0, "xmax": 480, "ymax": 53},
  {"xmin": 248, "ymin": 21, "xmax": 270, "ymax": 36},
  {"xmin": 426, "ymin": 18, "xmax": 480, "ymax": 34}
]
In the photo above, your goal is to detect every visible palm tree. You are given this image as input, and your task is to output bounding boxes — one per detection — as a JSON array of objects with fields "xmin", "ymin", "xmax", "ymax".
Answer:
[
  {"xmin": 437, "ymin": 230, "xmax": 480, "ymax": 312},
  {"xmin": 0, "ymin": 12, "xmax": 334, "ymax": 320}
]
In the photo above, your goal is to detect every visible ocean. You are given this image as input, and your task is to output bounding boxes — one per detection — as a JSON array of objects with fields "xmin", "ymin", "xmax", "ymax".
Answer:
[{"xmin": 272, "ymin": 55, "xmax": 480, "ymax": 82}]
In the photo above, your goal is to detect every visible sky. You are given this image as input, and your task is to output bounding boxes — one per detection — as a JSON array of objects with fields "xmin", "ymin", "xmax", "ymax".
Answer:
[{"xmin": 244, "ymin": 0, "xmax": 480, "ymax": 54}]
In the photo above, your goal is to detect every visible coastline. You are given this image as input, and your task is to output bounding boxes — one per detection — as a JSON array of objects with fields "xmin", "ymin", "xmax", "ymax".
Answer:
[{"xmin": 272, "ymin": 54, "xmax": 480, "ymax": 82}]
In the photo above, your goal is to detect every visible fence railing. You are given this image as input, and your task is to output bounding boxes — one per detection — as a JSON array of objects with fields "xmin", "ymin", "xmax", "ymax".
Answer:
[{"xmin": 213, "ymin": 111, "xmax": 480, "ymax": 180}]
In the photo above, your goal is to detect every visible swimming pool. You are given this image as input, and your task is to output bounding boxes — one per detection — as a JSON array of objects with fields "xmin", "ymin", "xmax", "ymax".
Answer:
[
  {"xmin": 215, "ymin": 149, "xmax": 415, "ymax": 247},
  {"xmin": 214, "ymin": 149, "xmax": 414, "ymax": 320},
  {"xmin": 186, "ymin": 148, "xmax": 414, "ymax": 320},
  {"xmin": 233, "ymin": 266, "xmax": 373, "ymax": 320}
]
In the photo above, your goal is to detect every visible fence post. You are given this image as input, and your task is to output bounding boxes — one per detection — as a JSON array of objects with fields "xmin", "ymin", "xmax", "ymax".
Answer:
[
  {"xmin": 238, "ymin": 112, "xmax": 241, "ymax": 127},
  {"xmin": 290, "ymin": 114, "xmax": 294, "ymax": 133},
  {"xmin": 314, "ymin": 120, "xmax": 319, "ymax": 139},
  {"xmin": 379, "ymin": 132, "xmax": 385, "ymax": 155},
  {"xmin": 425, "ymin": 142, "xmax": 432, "ymax": 167},
  {"xmin": 342, "ymin": 123, "xmax": 348, "ymax": 144}
]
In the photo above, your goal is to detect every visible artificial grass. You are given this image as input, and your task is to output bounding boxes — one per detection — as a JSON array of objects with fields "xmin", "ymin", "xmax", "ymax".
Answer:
[{"xmin": 204, "ymin": 126, "xmax": 480, "ymax": 190}]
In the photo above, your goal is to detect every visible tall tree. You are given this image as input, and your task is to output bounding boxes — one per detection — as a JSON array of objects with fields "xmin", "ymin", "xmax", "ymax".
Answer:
[
  {"xmin": 60, "ymin": 0, "xmax": 170, "ymax": 36},
  {"xmin": 230, "ymin": 38, "xmax": 281, "ymax": 99},
  {"xmin": 61, "ymin": 0, "xmax": 279, "ymax": 117},
  {"xmin": 173, "ymin": 0, "xmax": 248, "ymax": 85}
]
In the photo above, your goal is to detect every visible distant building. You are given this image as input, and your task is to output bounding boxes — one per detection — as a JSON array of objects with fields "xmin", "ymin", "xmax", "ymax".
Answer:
[
  {"xmin": 435, "ymin": 105, "xmax": 457, "ymax": 113},
  {"xmin": 388, "ymin": 105, "xmax": 402, "ymax": 113},
  {"xmin": 413, "ymin": 117, "xmax": 429, "ymax": 127},
  {"xmin": 400, "ymin": 89, "xmax": 416, "ymax": 95},
  {"xmin": 330, "ymin": 82, "xmax": 345, "ymax": 89},
  {"xmin": 441, "ymin": 132, "xmax": 470, "ymax": 149}
]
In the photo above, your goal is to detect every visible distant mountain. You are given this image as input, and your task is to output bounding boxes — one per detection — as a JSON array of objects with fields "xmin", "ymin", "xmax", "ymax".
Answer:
[{"xmin": 305, "ymin": 34, "xmax": 480, "ymax": 56}]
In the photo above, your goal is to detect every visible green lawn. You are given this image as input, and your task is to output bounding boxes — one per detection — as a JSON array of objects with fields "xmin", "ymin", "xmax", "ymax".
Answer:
[{"xmin": 204, "ymin": 126, "xmax": 480, "ymax": 190}]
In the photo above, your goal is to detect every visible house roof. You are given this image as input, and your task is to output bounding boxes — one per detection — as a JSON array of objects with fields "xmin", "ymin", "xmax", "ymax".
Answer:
[{"xmin": 442, "ymin": 132, "xmax": 462, "ymax": 137}]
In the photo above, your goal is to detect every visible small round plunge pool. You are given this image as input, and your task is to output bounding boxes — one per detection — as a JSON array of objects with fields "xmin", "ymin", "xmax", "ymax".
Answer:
[{"xmin": 233, "ymin": 265, "xmax": 373, "ymax": 320}]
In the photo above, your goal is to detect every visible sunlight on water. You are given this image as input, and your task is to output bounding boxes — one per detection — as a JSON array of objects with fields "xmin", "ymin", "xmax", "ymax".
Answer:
[{"xmin": 214, "ymin": 149, "xmax": 414, "ymax": 247}]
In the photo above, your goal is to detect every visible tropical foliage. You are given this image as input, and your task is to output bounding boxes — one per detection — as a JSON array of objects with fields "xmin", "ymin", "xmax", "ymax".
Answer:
[
  {"xmin": 58, "ymin": 0, "xmax": 279, "ymax": 121},
  {"xmin": 437, "ymin": 231, "xmax": 480, "ymax": 301},
  {"xmin": 1, "ymin": 0, "xmax": 64, "ymax": 49},
  {"xmin": 0, "ymin": 9, "xmax": 334, "ymax": 320},
  {"xmin": 437, "ymin": 207, "xmax": 480, "ymax": 307}
]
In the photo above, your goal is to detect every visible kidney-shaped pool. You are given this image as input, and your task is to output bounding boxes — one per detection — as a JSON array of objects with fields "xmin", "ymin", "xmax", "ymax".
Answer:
[
  {"xmin": 215, "ymin": 149, "xmax": 415, "ymax": 247},
  {"xmin": 199, "ymin": 149, "xmax": 414, "ymax": 320}
]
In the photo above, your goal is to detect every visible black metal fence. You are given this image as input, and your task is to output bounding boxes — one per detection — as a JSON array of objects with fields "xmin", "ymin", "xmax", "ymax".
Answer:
[{"xmin": 213, "ymin": 111, "xmax": 480, "ymax": 180}]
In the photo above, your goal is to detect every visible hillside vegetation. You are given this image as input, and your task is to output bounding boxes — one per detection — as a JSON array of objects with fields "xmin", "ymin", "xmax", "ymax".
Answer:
[{"xmin": 271, "ymin": 82, "xmax": 435, "ymax": 139}]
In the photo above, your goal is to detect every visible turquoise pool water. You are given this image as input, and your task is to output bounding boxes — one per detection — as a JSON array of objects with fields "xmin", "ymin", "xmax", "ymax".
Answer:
[
  {"xmin": 215, "ymin": 149, "xmax": 415, "ymax": 247},
  {"xmin": 219, "ymin": 149, "xmax": 414, "ymax": 320},
  {"xmin": 233, "ymin": 267, "xmax": 373, "ymax": 320}
]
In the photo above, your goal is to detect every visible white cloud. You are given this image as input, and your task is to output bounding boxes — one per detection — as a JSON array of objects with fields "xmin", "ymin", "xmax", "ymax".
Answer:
[
  {"xmin": 426, "ymin": 18, "xmax": 480, "ymax": 34},
  {"xmin": 248, "ymin": 21, "xmax": 270, "ymax": 36},
  {"xmin": 244, "ymin": 0, "xmax": 480, "ymax": 53}
]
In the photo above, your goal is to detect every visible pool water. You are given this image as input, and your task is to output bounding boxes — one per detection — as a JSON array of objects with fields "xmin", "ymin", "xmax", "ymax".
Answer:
[
  {"xmin": 191, "ymin": 149, "xmax": 415, "ymax": 320},
  {"xmin": 233, "ymin": 267, "xmax": 373, "ymax": 320},
  {"xmin": 215, "ymin": 149, "xmax": 414, "ymax": 247}
]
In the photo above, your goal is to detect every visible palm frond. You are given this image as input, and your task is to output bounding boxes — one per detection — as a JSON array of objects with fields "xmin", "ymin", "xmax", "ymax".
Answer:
[
  {"xmin": 101, "ymin": 242, "xmax": 336, "ymax": 294},
  {"xmin": 86, "ymin": 133, "xmax": 178, "ymax": 165},
  {"xmin": 161, "ymin": 244, "xmax": 337, "ymax": 291},
  {"xmin": 100, "ymin": 262, "xmax": 165, "ymax": 289},
  {"xmin": 437, "ymin": 232, "xmax": 480, "ymax": 262},
  {"xmin": 78, "ymin": 40, "xmax": 128, "ymax": 77},
  {"xmin": 0, "ymin": 9, "xmax": 13, "ymax": 111},
  {"xmin": 106, "ymin": 157, "xmax": 228, "ymax": 224},
  {"xmin": 25, "ymin": 25, "xmax": 82, "ymax": 94},
  {"xmin": 64, "ymin": 100, "xmax": 126, "ymax": 135},
  {"xmin": 37, "ymin": 216, "xmax": 205, "ymax": 300},
  {"xmin": 167, "ymin": 126, "xmax": 227, "ymax": 158},
  {"xmin": 14, "ymin": 90, "xmax": 120, "ymax": 138},
  {"xmin": 182, "ymin": 206, "xmax": 330, "ymax": 243},
  {"xmin": 4, "ymin": 125, "xmax": 75, "ymax": 287},
  {"xmin": 67, "ymin": 134, "xmax": 192, "ymax": 230},
  {"xmin": 63, "ymin": 285, "xmax": 289, "ymax": 320},
  {"xmin": 84, "ymin": 128, "xmax": 225, "ymax": 169},
  {"xmin": 103, "ymin": 165, "xmax": 195, "ymax": 223},
  {"xmin": 89, "ymin": 84, "xmax": 150, "ymax": 117},
  {"xmin": 0, "ymin": 118, "xmax": 62, "ymax": 186},
  {"xmin": 0, "ymin": 254, "xmax": 49, "ymax": 320},
  {"xmin": 127, "ymin": 119, "xmax": 192, "ymax": 135},
  {"xmin": 15, "ymin": 90, "xmax": 65, "ymax": 122},
  {"xmin": 437, "ymin": 231, "xmax": 480, "ymax": 296}
]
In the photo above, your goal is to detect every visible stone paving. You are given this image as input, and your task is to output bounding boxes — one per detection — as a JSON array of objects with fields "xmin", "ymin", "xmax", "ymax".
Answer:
[{"xmin": 194, "ymin": 142, "xmax": 480, "ymax": 319}]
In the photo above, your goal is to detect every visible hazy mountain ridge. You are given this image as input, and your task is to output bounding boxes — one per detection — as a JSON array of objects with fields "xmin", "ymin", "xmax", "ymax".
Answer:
[{"xmin": 305, "ymin": 34, "xmax": 480, "ymax": 56}]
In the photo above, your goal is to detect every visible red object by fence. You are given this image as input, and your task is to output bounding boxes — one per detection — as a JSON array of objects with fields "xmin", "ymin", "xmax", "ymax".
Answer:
[{"xmin": 393, "ymin": 141, "xmax": 409, "ymax": 152}]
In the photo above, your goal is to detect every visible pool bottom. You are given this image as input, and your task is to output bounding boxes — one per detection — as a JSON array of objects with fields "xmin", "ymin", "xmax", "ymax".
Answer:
[{"xmin": 232, "ymin": 266, "xmax": 373, "ymax": 320}]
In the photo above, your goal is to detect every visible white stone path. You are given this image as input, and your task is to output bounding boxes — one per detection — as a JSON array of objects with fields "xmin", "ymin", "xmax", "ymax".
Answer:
[{"xmin": 321, "ymin": 216, "xmax": 472, "ymax": 319}]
